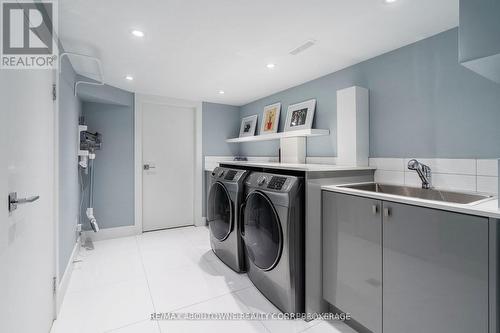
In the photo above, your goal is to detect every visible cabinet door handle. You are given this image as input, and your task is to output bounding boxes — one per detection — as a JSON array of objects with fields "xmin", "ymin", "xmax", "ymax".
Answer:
[
  {"xmin": 372, "ymin": 204, "xmax": 378, "ymax": 215},
  {"xmin": 384, "ymin": 207, "xmax": 391, "ymax": 217}
]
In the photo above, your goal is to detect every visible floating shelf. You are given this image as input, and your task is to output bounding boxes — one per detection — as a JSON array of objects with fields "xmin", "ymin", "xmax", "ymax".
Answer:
[{"xmin": 226, "ymin": 129, "xmax": 330, "ymax": 143}]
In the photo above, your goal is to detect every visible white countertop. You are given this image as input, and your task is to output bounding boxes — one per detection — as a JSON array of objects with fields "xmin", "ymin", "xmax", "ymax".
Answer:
[
  {"xmin": 322, "ymin": 183, "xmax": 500, "ymax": 219},
  {"xmin": 217, "ymin": 160, "xmax": 376, "ymax": 172}
]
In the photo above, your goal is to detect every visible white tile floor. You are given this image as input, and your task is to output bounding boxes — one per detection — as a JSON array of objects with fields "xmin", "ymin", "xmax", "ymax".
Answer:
[{"xmin": 51, "ymin": 226, "xmax": 356, "ymax": 333}]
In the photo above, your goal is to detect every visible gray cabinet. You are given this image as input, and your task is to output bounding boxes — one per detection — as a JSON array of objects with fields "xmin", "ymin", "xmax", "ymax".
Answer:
[
  {"xmin": 459, "ymin": 0, "xmax": 500, "ymax": 83},
  {"xmin": 323, "ymin": 192, "xmax": 490, "ymax": 333},
  {"xmin": 383, "ymin": 202, "xmax": 489, "ymax": 333},
  {"xmin": 323, "ymin": 192, "xmax": 382, "ymax": 333}
]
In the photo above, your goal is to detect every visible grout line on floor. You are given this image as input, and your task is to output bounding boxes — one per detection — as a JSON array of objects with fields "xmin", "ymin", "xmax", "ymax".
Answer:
[
  {"xmin": 136, "ymin": 225, "xmax": 256, "ymax": 316},
  {"xmin": 103, "ymin": 319, "xmax": 152, "ymax": 333},
  {"xmin": 56, "ymin": 227, "xmax": 355, "ymax": 333},
  {"xmin": 162, "ymin": 284, "xmax": 256, "ymax": 314},
  {"xmin": 260, "ymin": 322, "xmax": 272, "ymax": 333},
  {"xmin": 135, "ymin": 236, "xmax": 159, "ymax": 313},
  {"xmin": 135, "ymin": 236, "xmax": 162, "ymax": 333},
  {"xmin": 153, "ymin": 283, "xmax": 272, "ymax": 333},
  {"xmin": 298, "ymin": 319, "xmax": 322, "ymax": 332}
]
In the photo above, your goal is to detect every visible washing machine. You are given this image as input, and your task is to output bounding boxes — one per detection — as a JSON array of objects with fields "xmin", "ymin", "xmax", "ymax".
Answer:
[
  {"xmin": 207, "ymin": 166, "xmax": 249, "ymax": 272},
  {"xmin": 241, "ymin": 172, "xmax": 304, "ymax": 313}
]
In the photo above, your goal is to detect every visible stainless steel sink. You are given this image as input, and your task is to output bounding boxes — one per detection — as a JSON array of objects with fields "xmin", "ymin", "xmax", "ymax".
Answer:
[{"xmin": 339, "ymin": 183, "xmax": 493, "ymax": 204}]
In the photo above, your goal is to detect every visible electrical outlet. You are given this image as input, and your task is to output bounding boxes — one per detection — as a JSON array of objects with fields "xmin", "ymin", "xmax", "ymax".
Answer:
[{"xmin": 76, "ymin": 224, "xmax": 82, "ymax": 232}]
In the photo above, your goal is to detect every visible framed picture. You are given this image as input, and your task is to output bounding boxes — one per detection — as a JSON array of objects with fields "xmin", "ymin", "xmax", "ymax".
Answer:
[
  {"xmin": 284, "ymin": 99, "xmax": 316, "ymax": 132},
  {"xmin": 260, "ymin": 102, "xmax": 281, "ymax": 134},
  {"xmin": 239, "ymin": 115, "xmax": 258, "ymax": 137}
]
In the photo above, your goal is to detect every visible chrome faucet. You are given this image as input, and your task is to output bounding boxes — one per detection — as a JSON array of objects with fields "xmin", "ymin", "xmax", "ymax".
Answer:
[{"xmin": 407, "ymin": 159, "xmax": 432, "ymax": 189}]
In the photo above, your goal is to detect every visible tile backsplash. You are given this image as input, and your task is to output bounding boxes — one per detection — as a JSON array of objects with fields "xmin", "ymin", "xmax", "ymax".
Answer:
[{"xmin": 370, "ymin": 158, "xmax": 499, "ymax": 195}]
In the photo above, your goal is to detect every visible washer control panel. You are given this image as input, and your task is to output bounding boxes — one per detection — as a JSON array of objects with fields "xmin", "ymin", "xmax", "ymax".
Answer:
[
  {"xmin": 212, "ymin": 167, "xmax": 246, "ymax": 182},
  {"xmin": 224, "ymin": 169, "xmax": 238, "ymax": 180}
]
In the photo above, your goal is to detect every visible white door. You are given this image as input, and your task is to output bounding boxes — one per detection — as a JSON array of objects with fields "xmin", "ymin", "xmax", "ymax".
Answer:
[
  {"xmin": 0, "ymin": 70, "xmax": 56, "ymax": 332},
  {"xmin": 142, "ymin": 102, "xmax": 195, "ymax": 231}
]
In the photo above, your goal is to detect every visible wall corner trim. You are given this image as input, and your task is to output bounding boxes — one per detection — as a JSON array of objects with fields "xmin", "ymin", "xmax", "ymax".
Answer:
[{"xmin": 56, "ymin": 236, "xmax": 81, "ymax": 317}]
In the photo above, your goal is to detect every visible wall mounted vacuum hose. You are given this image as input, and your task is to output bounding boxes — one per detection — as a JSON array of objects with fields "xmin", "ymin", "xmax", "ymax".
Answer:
[
  {"xmin": 78, "ymin": 118, "xmax": 102, "ymax": 233},
  {"xmin": 86, "ymin": 207, "xmax": 100, "ymax": 232},
  {"xmin": 86, "ymin": 157, "xmax": 100, "ymax": 232}
]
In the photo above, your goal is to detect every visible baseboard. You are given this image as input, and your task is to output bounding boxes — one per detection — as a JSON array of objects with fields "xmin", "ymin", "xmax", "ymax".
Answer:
[
  {"xmin": 56, "ymin": 236, "xmax": 81, "ymax": 315},
  {"xmin": 82, "ymin": 225, "xmax": 141, "ymax": 242},
  {"xmin": 200, "ymin": 216, "xmax": 207, "ymax": 226}
]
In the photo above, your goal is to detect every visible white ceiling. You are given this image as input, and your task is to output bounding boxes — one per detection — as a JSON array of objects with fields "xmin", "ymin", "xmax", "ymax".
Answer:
[{"xmin": 59, "ymin": 0, "xmax": 458, "ymax": 106}]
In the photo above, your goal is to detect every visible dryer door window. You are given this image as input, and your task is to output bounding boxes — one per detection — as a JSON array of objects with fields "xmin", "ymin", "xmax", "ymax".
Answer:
[
  {"xmin": 242, "ymin": 191, "xmax": 283, "ymax": 271},
  {"xmin": 207, "ymin": 182, "xmax": 233, "ymax": 241}
]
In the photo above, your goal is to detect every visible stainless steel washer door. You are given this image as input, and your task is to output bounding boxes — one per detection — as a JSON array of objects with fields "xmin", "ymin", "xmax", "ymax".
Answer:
[
  {"xmin": 242, "ymin": 191, "xmax": 283, "ymax": 271},
  {"xmin": 207, "ymin": 182, "xmax": 233, "ymax": 241}
]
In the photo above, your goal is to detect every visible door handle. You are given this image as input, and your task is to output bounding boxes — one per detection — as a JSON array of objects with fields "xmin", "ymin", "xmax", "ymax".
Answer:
[
  {"xmin": 383, "ymin": 207, "xmax": 391, "ymax": 217},
  {"xmin": 372, "ymin": 204, "xmax": 379, "ymax": 215},
  {"xmin": 8, "ymin": 192, "xmax": 40, "ymax": 212},
  {"xmin": 143, "ymin": 164, "xmax": 156, "ymax": 171}
]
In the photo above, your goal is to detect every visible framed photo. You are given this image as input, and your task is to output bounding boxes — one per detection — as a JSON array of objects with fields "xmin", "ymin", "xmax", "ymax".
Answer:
[
  {"xmin": 284, "ymin": 99, "xmax": 316, "ymax": 132},
  {"xmin": 239, "ymin": 115, "xmax": 258, "ymax": 137},
  {"xmin": 260, "ymin": 102, "xmax": 281, "ymax": 134}
]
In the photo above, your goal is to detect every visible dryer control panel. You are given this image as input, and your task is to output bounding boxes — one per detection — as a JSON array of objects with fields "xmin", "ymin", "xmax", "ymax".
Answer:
[
  {"xmin": 267, "ymin": 176, "xmax": 287, "ymax": 190},
  {"xmin": 248, "ymin": 173, "xmax": 296, "ymax": 192}
]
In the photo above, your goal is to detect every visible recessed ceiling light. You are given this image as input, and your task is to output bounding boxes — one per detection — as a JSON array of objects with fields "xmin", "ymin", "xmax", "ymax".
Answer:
[
  {"xmin": 218, "ymin": 90, "xmax": 225, "ymax": 95},
  {"xmin": 384, "ymin": 0, "xmax": 397, "ymax": 3},
  {"xmin": 131, "ymin": 30, "xmax": 144, "ymax": 37},
  {"xmin": 266, "ymin": 63, "xmax": 276, "ymax": 69},
  {"xmin": 125, "ymin": 75, "xmax": 134, "ymax": 81}
]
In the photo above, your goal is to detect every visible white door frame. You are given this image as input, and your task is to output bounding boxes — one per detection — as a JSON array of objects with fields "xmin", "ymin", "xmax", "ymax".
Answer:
[
  {"xmin": 53, "ymin": 69, "xmax": 60, "ymax": 316},
  {"xmin": 134, "ymin": 94, "xmax": 203, "ymax": 233}
]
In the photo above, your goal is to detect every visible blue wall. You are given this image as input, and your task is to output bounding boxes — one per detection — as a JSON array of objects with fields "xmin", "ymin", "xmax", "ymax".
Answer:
[
  {"xmin": 81, "ymin": 102, "xmax": 135, "ymax": 230},
  {"xmin": 239, "ymin": 28, "xmax": 500, "ymax": 158},
  {"xmin": 202, "ymin": 102, "xmax": 240, "ymax": 159},
  {"xmin": 58, "ymin": 67, "xmax": 135, "ymax": 275},
  {"xmin": 80, "ymin": 87, "xmax": 135, "ymax": 230},
  {"xmin": 201, "ymin": 102, "xmax": 240, "ymax": 216},
  {"xmin": 459, "ymin": 0, "xmax": 500, "ymax": 62},
  {"xmin": 58, "ymin": 56, "xmax": 81, "ymax": 277}
]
